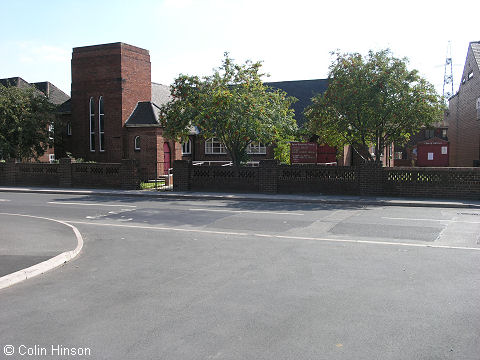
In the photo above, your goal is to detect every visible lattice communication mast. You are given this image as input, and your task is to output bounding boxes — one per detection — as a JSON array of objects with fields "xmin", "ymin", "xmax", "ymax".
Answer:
[{"xmin": 443, "ymin": 41, "xmax": 454, "ymax": 100}]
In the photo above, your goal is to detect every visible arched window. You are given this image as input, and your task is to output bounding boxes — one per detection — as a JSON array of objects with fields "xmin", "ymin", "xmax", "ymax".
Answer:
[
  {"xmin": 99, "ymin": 96, "xmax": 105, "ymax": 152},
  {"xmin": 89, "ymin": 97, "xmax": 95, "ymax": 151},
  {"xmin": 182, "ymin": 139, "xmax": 192, "ymax": 155},
  {"xmin": 134, "ymin": 136, "xmax": 141, "ymax": 151}
]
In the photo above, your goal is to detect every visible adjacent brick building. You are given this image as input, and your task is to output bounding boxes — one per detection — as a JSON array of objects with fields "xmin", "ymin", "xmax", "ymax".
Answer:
[
  {"xmin": 445, "ymin": 41, "xmax": 480, "ymax": 167},
  {"xmin": 0, "ymin": 76, "xmax": 70, "ymax": 163}
]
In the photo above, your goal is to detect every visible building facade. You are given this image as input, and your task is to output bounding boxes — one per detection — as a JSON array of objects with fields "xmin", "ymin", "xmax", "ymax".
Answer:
[
  {"xmin": 63, "ymin": 42, "xmax": 181, "ymax": 180},
  {"xmin": 445, "ymin": 41, "xmax": 480, "ymax": 167}
]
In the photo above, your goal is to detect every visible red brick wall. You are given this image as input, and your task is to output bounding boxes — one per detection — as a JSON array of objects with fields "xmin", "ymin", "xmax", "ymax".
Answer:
[
  {"xmin": 446, "ymin": 44, "xmax": 480, "ymax": 167},
  {"xmin": 125, "ymin": 127, "xmax": 182, "ymax": 180},
  {"xmin": 70, "ymin": 43, "xmax": 151, "ymax": 163}
]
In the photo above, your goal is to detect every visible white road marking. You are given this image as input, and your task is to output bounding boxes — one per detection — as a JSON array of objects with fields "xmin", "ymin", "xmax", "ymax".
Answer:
[
  {"xmin": 0, "ymin": 199, "xmax": 11, "ymax": 202},
  {"xmin": 187, "ymin": 208, "xmax": 304, "ymax": 216},
  {"xmin": 48, "ymin": 201, "xmax": 136, "ymax": 208},
  {"xmin": 382, "ymin": 217, "xmax": 480, "ymax": 224},
  {"xmin": 0, "ymin": 213, "xmax": 84, "ymax": 290},
  {"xmin": 69, "ymin": 220, "xmax": 480, "ymax": 252},
  {"xmin": 70, "ymin": 220, "xmax": 250, "ymax": 237}
]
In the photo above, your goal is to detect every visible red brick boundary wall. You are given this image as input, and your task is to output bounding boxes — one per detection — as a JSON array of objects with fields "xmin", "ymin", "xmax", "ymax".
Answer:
[
  {"xmin": 173, "ymin": 160, "xmax": 480, "ymax": 200},
  {"xmin": 0, "ymin": 158, "xmax": 139, "ymax": 190}
]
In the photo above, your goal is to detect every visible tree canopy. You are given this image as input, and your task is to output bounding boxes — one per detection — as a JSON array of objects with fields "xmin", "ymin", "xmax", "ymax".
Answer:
[
  {"xmin": 0, "ymin": 84, "xmax": 56, "ymax": 161},
  {"xmin": 159, "ymin": 53, "xmax": 298, "ymax": 166},
  {"xmin": 305, "ymin": 49, "xmax": 444, "ymax": 163}
]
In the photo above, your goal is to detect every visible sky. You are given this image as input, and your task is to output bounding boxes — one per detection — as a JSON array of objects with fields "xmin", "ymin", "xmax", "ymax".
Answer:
[{"xmin": 0, "ymin": 0, "xmax": 477, "ymax": 97}]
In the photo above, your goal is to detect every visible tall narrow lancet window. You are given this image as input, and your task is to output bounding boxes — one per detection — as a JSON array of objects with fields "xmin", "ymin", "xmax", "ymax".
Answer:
[
  {"xmin": 99, "ymin": 96, "xmax": 105, "ymax": 152},
  {"xmin": 89, "ymin": 97, "xmax": 95, "ymax": 152}
]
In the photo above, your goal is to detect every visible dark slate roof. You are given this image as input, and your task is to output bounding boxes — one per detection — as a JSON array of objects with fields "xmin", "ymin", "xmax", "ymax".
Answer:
[
  {"xmin": 57, "ymin": 98, "xmax": 71, "ymax": 114},
  {"xmin": 0, "ymin": 77, "xmax": 35, "ymax": 90},
  {"xmin": 33, "ymin": 82, "xmax": 70, "ymax": 105},
  {"xmin": 265, "ymin": 79, "xmax": 329, "ymax": 127},
  {"xmin": 0, "ymin": 77, "xmax": 70, "ymax": 106},
  {"xmin": 151, "ymin": 82, "xmax": 171, "ymax": 107},
  {"xmin": 125, "ymin": 101, "xmax": 162, "ymax": 127}
]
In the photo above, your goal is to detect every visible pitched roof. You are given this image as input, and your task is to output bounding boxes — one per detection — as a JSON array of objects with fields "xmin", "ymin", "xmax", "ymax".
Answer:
[
  {"xmin": 471, "ymin": 41, "xmax": 480, "ymax": 69},
  {"xmin": 0, "ymin": 77, "xmax": 70, "ymax": 106},
  {"xmin": 33, "ymin": 82, "xmax": 70, "ymax": 105},
  {"xmin": 125, "ymin": 101, "xmax": 162, "ymax": 127},
  {"xmin": 151, "ymin": 82, "xmax": 171, "ymax": 107},
  {"xmin": 0, "ymin": 77, "xmax": 35, "ymax": 90},
  {"xmin": 265, "ymin": 79, "xmax": 329, "ymax": 127}
]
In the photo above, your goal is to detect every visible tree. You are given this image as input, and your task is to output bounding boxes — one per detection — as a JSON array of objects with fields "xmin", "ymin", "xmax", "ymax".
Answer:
[
  {"xmin": 159, "ymin": 53, "xmax": 298, "ymax": 166},
  {"xmin": 0, "ymin": 84, "xmax": 56, "ymax": 161},
  {"xmin": 305, "ymin": 49, "xmax": 444, "ymax": 163}
]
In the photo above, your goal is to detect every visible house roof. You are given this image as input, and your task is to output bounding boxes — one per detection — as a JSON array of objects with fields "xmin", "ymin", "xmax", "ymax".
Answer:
[
  {"xmin": 0, "ymin": 77, "xmax": 32, "ymax": 89},
  {"xmin": 125, "ymin": 101, "xmax": 162, "ymax": 127},
  {"xmin": 471, "ymin": 41, "xmax": 480, "ymax": 69},
  {"xmin": 265, "ymin": 79, "xmax": 329, "ymax": 127},
  {"xmin": 33, "ymin": 82, "xmax": 70, "ymax": 105},
  {"xmin": 0, "ymin": 77, "xmax": 70, "ymax": 106}
]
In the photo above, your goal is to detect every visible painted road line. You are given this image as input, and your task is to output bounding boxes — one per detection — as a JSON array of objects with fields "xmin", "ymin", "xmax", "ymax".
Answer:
[
  {"xmin": 48, "ymin": 201, "xmax": 136, "ymax": 208},
  {"xmin": 187, "ymin": 208, "xmax": 304, "ymax": 216},
  {"xmin": 69, "ymin": 220, "xmax": 480, "ymax": 252},
  {"xmin": 0, "ymin": 199, "xmax": 11, "ymax": 202},
  {"xmin": 382, "ymin": 217, "xmax": 480, "ymax": 224},
  {"xmin": 0, "ymin": 213, "xmax": 84, "ymax": 290}
]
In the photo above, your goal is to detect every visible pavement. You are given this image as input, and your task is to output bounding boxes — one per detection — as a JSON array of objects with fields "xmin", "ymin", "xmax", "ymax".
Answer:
[
  {"xmin": 0, "ymin": 212, "xmax": 83, "ymax": 290},
  {"xmin": 0, "ymin": 185, "xmax": 478, "ymax": 290}
]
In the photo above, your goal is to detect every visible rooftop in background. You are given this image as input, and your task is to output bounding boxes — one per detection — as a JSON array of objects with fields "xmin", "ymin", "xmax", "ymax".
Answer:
[
  {"xmin": 266, "ymin": 79, "xmax": 329, "ymax": 127},
  {"xmin": 0, "ymin": 77, "xmax": 70, "ymax": 105}
]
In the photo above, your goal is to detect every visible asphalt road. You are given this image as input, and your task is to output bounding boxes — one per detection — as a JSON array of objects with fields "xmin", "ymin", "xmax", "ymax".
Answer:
[{"xmin": 1, "ymin": 192, "xmax": 479, "ymax": 359}]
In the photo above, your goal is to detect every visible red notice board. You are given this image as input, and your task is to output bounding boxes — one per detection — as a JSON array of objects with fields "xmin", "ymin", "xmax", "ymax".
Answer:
[{"xmin": 290, "ymin": 142, "xmax": 318, "ymax": 164}]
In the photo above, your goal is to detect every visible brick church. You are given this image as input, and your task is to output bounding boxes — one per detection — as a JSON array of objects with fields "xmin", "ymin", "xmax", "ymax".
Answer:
[{"xmin": 59, "ymin": 42, "xmax": 181, "ymax": 180}]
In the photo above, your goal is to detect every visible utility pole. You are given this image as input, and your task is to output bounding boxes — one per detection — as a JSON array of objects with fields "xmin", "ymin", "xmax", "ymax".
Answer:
[{"xmin": 443, "ymin": 41, "xmax": 454, "ymax": 101}]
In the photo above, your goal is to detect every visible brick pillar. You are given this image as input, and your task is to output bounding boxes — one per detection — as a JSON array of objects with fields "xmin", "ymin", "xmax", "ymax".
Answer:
[
  {"xmin": 173, "ymin": 160, "xmax": 191, "ymax": 191},
  {"xmin": 259, "ymin": 159, "xmax": 279, "ymax": 194},
  {"xmin": 59, "ymin": 158, "xmax": 72, "ymax": 188},
  {"xmin": 359, "ymin": 162, "xmax": 384, "ymax": 196},
  {"xmin": 4, "ymin": 159, "xmax": 16, "ymax": 185},
  {"xmin": 120, "ymin": 159, "xmax": 139, "ymax": 190}
]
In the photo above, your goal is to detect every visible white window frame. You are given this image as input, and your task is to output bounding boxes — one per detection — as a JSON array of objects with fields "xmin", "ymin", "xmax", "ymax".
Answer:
[
  {"xmin": 134, "ymin": 136, "xmax": 141, "ymax": 151},
  {"xmin": 205, "ymin": 138, "xmax": 226, "ymax": 154},
  {"xmin": 441, "ymin": 146, "xmax": 448, "ymax": 155},
  {"xmin": 182, "ymin": 139, "xmax": 192, "ymax": 155},
  {"xmin": 428, "ymin": 152, "xmax": 434, "ymax": 161},
  {"xmin": 49, "ymin": 154, "xmax": 55, "ymax": 163},
  {"xmin": 89, "ymin": 97, "xmax": 95, "ymax": 152},
  {"xmin": 98, "ymin": 96, "xmax": 105, "ymax": 152},
  {"xmin": 67, "ymin": 122, "xmax": 72, "ymax": 136},
  {"xmin": 246, "ymin": 141, "xmax": 267, "ymax": 154}
]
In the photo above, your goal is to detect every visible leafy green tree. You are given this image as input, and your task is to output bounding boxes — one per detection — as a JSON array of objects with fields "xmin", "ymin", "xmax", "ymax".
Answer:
[
  {"xmin": 0, "ymin": 85, "xmax": 56, "ymax": 161},
  {"xmin": 159, "ymin": 53, "xmax": 298, "ymax": 166},
  {"xmin": 305, "ymin": 49, "xmax": 444, "ymax": 163}
]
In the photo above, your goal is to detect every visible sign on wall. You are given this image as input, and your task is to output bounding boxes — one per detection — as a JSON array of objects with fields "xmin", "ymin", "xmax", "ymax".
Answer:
[{"xmin": 290, "ymin": 142, "xmax": 318, "ymax": 164}]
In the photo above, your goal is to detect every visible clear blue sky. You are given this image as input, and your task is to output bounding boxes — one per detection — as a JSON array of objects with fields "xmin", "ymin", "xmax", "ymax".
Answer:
[{"xmin": 0, "ymin": 0, "xmax": 476, "ymax": 96}]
